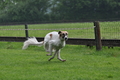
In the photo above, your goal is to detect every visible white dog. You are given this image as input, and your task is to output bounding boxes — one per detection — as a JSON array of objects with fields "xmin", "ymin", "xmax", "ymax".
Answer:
[{"xmin": 22, "ymin": 31, "xmax": 68, "ymax": 62}]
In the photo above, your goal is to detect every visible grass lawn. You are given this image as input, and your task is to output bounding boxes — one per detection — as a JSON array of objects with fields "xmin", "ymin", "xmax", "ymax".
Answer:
[
  {"xmin": 0, "ymin": 42, "xmax": 120, "ymax": 80},
  {"xmin": 0, "ymin": 21, "xmax": 120, "ymax": 80},
  {"xmin": 0, "ymin": 21, "xmax": 120, "ymax": 39}
]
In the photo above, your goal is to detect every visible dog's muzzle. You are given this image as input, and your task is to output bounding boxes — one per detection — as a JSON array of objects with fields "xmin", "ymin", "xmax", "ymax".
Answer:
[{"xmin": 64, "ymin": 37, "xmax": 68, "ymax": 41}]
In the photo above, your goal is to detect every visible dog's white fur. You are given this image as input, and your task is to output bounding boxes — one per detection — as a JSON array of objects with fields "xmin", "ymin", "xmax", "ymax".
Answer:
[{"xmin": 22, "ymin": 31, "xmax": 68, "ymax": 62}]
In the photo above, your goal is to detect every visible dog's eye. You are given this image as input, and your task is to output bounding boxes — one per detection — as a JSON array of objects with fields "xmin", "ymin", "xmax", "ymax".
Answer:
[
  {"xmin": 62, "ymin": 34, "xmax": 65, "ymax": 37},
  {"xmin": 63, "ymin": 34, "xmax": 65, "ymax": 36}
]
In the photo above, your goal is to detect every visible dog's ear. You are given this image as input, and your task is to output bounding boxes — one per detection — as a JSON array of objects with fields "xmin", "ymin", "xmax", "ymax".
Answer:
[{"xmin": 58, "ymin": 31, "xmax": 61, "ymax": 34}]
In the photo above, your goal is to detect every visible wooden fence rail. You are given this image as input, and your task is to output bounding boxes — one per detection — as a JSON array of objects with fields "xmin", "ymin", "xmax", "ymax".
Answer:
[
  {"xmin": 0, "ymin": 21, "xmax": 120, "ymax": 50},
  {"xmin": 0, "ymin": 36, "xmax": 120, "ymax": 47}
]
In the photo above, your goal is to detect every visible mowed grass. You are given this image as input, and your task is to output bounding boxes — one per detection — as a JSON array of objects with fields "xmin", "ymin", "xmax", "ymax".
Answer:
[
  {"xmin": 0, "ymin": 42, "xmax": 120, "ymax": 80},
  {"xmin": 0, "ymin": 21, "xmax": 120, "ymax": 80},
  {"xmin": 0, "ymin": 22, "xmax": 94, "ymax": 38},
  {"xmin": 0, "ymin": 21, "xmax": 120, "ymax": 39}
]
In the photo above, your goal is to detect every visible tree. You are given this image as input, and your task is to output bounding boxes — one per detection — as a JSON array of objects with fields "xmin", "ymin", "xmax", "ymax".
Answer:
[
  {"xmin": 0, "ymin": 0, "xmax": 50, "ymax": 22},
  {"xmin": 50, "ymin": 0, "xmax": 120, "ymax": 20},
  {"xmin": 50, "ymin": 0, "xmax": 94, "ymax": 20},
  {"xmin": 0, "ymin": 0, "xmax": 120, "ymax": 23}
]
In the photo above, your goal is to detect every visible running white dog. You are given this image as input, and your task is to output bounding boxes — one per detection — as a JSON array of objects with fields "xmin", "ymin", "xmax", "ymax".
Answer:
[{"xmin": 22, "ymin": 31, "xmax": 68, "ymax": 62}]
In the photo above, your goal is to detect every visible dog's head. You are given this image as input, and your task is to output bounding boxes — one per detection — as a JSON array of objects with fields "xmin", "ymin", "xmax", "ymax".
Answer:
[{"xmin": 58, "ymin": 31, "xmax": 68, "ymax": 41}]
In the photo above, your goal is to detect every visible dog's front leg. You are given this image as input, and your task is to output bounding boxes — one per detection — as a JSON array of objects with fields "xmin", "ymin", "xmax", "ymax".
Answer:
[
  {"xmin": 57, "ymin": 50, "xmax": 66, "ymax": 62},
  {"xmin": 48, "ymin": 50, "xmax": 57, "ymax": 61}
]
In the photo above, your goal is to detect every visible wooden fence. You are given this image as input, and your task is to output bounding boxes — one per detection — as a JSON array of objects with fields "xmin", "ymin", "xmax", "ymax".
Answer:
[{"xmin": 0, "ymin": 21, "xmax": 120, "ymax": 50}]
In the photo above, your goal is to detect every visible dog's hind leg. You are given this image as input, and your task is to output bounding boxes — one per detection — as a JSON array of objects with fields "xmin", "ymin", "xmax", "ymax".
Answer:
[
  {"xmin": 46, "ymin": 42, "xmax": 53, "ymax": 56},
  {"xmin": 46, "ymin": 46, "xmax": 53, "ymax": 56},
  {"xmin": 57, "ymin": 50, "xmax": 66, "ymax": 62},
  {"xmin": 44, "ymin": 42, "xmax": 49, "ymax": 52}
]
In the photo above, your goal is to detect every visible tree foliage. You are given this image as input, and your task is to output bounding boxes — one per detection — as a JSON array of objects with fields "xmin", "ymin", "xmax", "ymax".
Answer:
[
  {"xmin": 0, "ymin": 0, "xmax": 49, "ymax": 22},
  {"xmin": 0, "ymin": 0, "xmax": 120, "ymax": 23},
  {"xmin": 51, "ymin": 0, "xmax": 120, "ymax": 20}
]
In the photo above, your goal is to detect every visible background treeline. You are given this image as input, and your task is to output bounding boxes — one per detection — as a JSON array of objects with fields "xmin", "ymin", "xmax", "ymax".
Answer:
[{"xmin": 0, "ymin": 0, "xmax": 120, "ymax": 23}]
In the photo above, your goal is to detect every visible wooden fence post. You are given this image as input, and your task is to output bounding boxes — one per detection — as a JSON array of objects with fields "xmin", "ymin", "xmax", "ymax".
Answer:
[
  {"xmin": 94, "ymin": 21, "xmax": 102, "ymax": 51},
  {"xmin": 25, "ymin": 24, "xmax": 29, "ymax": 39}
]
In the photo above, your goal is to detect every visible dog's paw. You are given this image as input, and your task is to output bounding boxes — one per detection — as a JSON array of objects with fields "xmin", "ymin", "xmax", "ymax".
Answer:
[
  {"xmin": 46, "ymin": 54, "xmax": 52, "ymax": 56},
  {"xmin": 48, "ymin": 57, "xmax": 54, "ymax": 61},
  {"xmin": 61, "ymin": 60, "xmax": 66, "ymax": 62},
  {"xmin": 58, "ymin": 58, "xmax": 66, "ymax": 62}
]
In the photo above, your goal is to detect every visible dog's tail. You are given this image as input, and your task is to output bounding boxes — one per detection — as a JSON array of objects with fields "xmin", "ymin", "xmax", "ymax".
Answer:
[{"xmin": 22, "ymin": 37, "xmax": 44, "ymax": 50}]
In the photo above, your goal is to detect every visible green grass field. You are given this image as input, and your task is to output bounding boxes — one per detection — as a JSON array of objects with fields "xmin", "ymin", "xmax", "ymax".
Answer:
[
  {"xmin": 0, "ymin": 42, "xmax": 120, "ymax": 80},
  {"xmin": 0, "ymin": 21, "xmax": 120, "ymax": 39},
  {"xmin": 0, "ymin": 21, "xmax": 120, "ymax": 80}
]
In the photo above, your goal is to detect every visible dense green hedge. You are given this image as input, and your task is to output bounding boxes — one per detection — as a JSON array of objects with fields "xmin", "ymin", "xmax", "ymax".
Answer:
[{"xmin": 0, "ymin": 0, "xmax": 120, "ymax": 23}]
